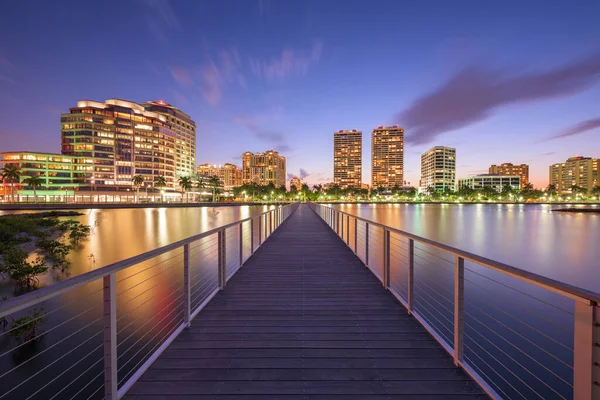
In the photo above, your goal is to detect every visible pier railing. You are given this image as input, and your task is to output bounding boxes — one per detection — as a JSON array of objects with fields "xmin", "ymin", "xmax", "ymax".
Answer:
[
  {"xmin": 311, "ymin": 203, "xmax": 599, "ymax": 400},
  {"xmin": 0, "ymin": 203, "xmax": 298, "ymax": 399}
]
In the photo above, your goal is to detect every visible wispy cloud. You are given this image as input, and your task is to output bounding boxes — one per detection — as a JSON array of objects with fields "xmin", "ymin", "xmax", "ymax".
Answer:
[
  {"xmin": 250, "ymin": 41, "xmax": 323, "ymax": 81},
  {"xmin": 550, "ymin": 118, "xmax": 600, "ymax": 140},
  {"xmin": 258, "ymin": 0, "xmax": 270, "ymax": 17},
  {"xmin": 540, "ymin": 151, "xmax": 557, "ymax": 156},
  {"xmin": 168, "ymin": 49, "xmax": 246, "ymax": 105},
  {"xmin": 141, "ymin": 0, "xmax": 181, "ymax": 42},
  {"xmin": 299, "ymin": 168, "xmax": 309, "ymax": 179},
  {"xmin": 0, "ymin": 75, "xmax": 18, "ymax": 85},
  {"xmin": 398, "ymin": 53, "xmax": 600, "ymax": 145},
  {"xmin": 234, "ymin": 111, "xmax": 290, "ymax": 152},
  {"xmin": 287, "ymin": 169, "xmax": 310, "ymax": 180}
]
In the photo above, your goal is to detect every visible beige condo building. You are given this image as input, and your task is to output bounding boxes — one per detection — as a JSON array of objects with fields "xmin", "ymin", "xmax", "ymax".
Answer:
[
  {"xmin": 420, "ymin": 146, "xmax": 456, "ymax": 192},
  {"xmin": 242, "ymin": 150, "xmax": 286, "ymax": 187},
  {"xmin": 333, "ymin": 130, "xmax": 362, "ymax": 189},
  {"xmin": 371, "ymin": 125, "xmax": 404, "ymax": 188},
  {"xmin": 489, "ymin": 163, "xmax": 529, "ymax": 189},
  {"xmin": 549, "ymin": 156, "xmax": 599, "ymax": 194},
  {"xmin": 197, "ymin": 163, "xmax": 242, "ymax": 190}
]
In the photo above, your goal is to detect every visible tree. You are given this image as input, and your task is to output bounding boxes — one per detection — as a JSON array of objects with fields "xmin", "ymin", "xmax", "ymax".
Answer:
[
  {"xmin": 154, "ymin": 175, "xmax": 166, "ymax": 202},
  {"xmin": 208, "ymin": 176, "xmax": 220, "ymax": 202},
  {"xmin": 132, "ymin": 175, "xmax": 144, "ymax": 202},
  {"xmin": 546, "ymin": 184, "xmax": 557, "ymax": 196},
  {"xmin": 523, "ymin": 182, "xmax": 534, "ymax": 191},
  {"xmin": 570, "ymin": 185, "xmax": 587, "ymax": 196},
  {"xmin": 426, "ymin": 186, "xmax": 438, "ymax": 199},
  {"xmin": 1, "ymin": 164, "xmax": 21, "ymax": 202},
  {"xmin": 178, "ymin": 176, "xmax": 193, "ymax": 202},
  {"xmin": 591, "ymin": 186, "xmax": 600, "ymax": 197},
  {"xmin": 23, "ymin": 175, "xmax": 44, "ymax": 203},
  {"xmin": 0, "ymin": 246, "xmax": 48, "ymax": 288}
]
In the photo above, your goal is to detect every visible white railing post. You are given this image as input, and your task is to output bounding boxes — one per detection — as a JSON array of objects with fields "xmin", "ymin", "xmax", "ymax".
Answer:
[
  {"xmin": 346, "ymin": 215, "xmax": 350, "ymax": 244},
  {"xmin": 573, "ymin": 300, "xmax": 597, "ymax": 400},
  {"xmin": 239, "ymin": 222, "xmax": 243, "ymax": 266},
  {"xmin": 250, "ymin": 219, "xmax": 255, "ymax": 253},
  {"xmin": 354, "ymin": 218, "xmax": 358, "ymax": 253},
  {"xmin": 408, "ymin": 239, "xmax": 414, "ymax": 314},
  {"xmin": 103, "ymin": 273, "xmax": 117, "ymax": 400},
  {"xmin": 258, "ymin": 216, "xmax": 262, "ymax": 245},
  {"xmin": 218, "ymin": 230, "xmax": 226, "ymax": 289},
  {"xmin": 383, "ymin": 229, "xmax": 390, "ymax": 289},
  {"xmin": 454, "ymin": 256, "xmax": 465, "ymax": 366},
  {"xmin": 365, "ymin": 222, "xmax": 369, "ymax": 267},
  {"xmin": 183, "ymin": 244, "xmax": 191, "ymax": 327}
]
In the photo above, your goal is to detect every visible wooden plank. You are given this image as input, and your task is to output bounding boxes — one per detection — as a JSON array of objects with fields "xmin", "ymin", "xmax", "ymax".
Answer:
[{"xmin": 129, "ymin": 204, "xmax": 486, "ymax": 398}]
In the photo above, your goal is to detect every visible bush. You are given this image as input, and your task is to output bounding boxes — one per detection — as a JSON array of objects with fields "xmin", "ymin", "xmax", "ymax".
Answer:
[
  {"xmin": 69, "ymin": 224, "xmax": 91, "ymax": 245},
  {"xmin": 9, "ymin": 307, "xmax": 47, "ymax": 343},
  {"xmin": 0, "ymin": 246, "xmax": 48, "ymax": 288}
]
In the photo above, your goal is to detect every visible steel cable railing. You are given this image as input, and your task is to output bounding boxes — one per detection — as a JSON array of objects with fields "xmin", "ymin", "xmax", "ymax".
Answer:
[
  {"xmin": 310, "ymin": 203, "xmax": 599, "ymax": 400},
  {"xmin": 0, "ymin": 203, "xmax": 298, "ymax": 400}
]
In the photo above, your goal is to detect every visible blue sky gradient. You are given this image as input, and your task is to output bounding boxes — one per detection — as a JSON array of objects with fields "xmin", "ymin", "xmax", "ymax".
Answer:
[{"xmin": 0, "ymin": 0, "xmax": 599, "ymax": 187}]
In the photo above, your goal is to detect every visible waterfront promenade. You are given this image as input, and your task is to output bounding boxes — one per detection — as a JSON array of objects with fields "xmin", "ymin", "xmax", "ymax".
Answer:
[{"xmin": 125, "ymin": 204, "xmax": 485, "ymax": 398}]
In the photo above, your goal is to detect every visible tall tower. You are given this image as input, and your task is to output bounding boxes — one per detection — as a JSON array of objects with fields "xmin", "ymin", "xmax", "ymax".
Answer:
[
  {"xmin": 241, "ymin": 150, "xmax": 287, "ymax": 187},
  {"xmin": 371, "ymin": 126, "xmax": 404, "ymax": 188},
  {"xmin": 333, "ymin": 130, "xmax": 362, "ymax": 189},
  {"xmin": 420, "ymin": 146, "xmax": 456, "ymax": 192},
  {"xmin": 143, "ymin": 101, "xmax": 197, "ymax": 178}
]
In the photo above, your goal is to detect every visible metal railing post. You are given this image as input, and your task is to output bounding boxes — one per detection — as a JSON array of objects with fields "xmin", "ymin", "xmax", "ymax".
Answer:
[
  {"xmin": 218, "ymin": 230, "xmax": 226, "ymax": 289},
  {"xmin": 258, "ymin": 216, "xmax": 262, "ymax": 245},
  {"xmin": 103, "ymin": 273, "xmax": 117, "ymax": 400},
  {"xmin": 383, "ymin": 229, "xmax": 390, "ymax": 289},
  {"xmin": 365, "ymin": 222, "xmax": 369, "ymax": 267},
  {"xmin": 250, "ymin": 219, "xmax": 255, "ymax": 253},
  {"xmin": 573, "ymin": 300, "xmax": 597, "ymax": 399},
  {"xmin": 408, "ymin": 239, "xmax": 414, "ymax": 314},
  {"xmin": 346, "ymin": 214, "xmax": 350, "ymax": 244},
  {"xmin": 239, "ymin": 222, "xmax": 243, "ymax": 266},
  {"xmin": 183, "ymin": 244, "xmax": 191, "ymax": 327},
  {"xmin": 454, "ymin": 256, "xmax": 465, "ymax": 366},
  {"xmin": 354, "ymin": 218, "xmax": 358, "ymax": 253}
]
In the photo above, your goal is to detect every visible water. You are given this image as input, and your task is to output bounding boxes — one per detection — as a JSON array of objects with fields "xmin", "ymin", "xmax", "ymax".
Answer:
[
  {"xmin": 333, "ymin": 203, "xmax": 600, "ymax": 293},
  {"xmin": 328, "ymin": 203, "xmax": 600, "ymax": 399},
  {"xmin": 0, "ymin": 205, "xmax": 274, "ymax": 399}
]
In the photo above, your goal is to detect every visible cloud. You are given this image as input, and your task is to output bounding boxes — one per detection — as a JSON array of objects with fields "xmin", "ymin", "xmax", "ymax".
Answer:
[
  {"xmin": 0, "ymin": 75, "xmax": 18, "ymax": 85},
  {"xmin": 287, "ymin": 173, "xmax": 297, "ymax": 180},
  {"xmin": 550, "ymin": 118, "xmax": 600, "ymax": 140},
  {"xmin": 142, "ymin": 0, "xmax": 181, "ymax": 42},
  {"xmin": 250, "ymin": 41, "xmax": 323, "ymax": 81},
  {"xmin": 258, "ymin": 0, "xmax": 270, "ymax": 17},
  {"xmin": 299, "ymin": 168, "xmax": 309, "ymax": 179},
  {"xmin": 168, "ymin": 49, "xmax": 246, "ymax": 104},
  {"xmin": 398, "ymin": 53, "xmax": 600, "ymax": 145},
  {"xmin": 540, "ymin": 151, "xmax": 556, "ymax": 156},
  {"xmin": 234, "ymin": 114, "xmax": 291, "ymax": 153}
]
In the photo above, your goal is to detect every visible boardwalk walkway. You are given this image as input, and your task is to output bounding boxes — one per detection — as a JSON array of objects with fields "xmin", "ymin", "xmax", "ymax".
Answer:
[{"xmin": 127, "ymin": 204, "xmax": 486, "ymax": 399}]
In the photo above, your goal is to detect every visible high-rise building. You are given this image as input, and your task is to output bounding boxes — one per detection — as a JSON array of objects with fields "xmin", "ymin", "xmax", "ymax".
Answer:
[
  {"xmin": 61, "ymin": 99, "xmax": 192, "ymax": 190},
  {"xmin": 549, "ymin": 156, "xmax": 599, "ymax": 194},
  {"xmin": 420, "ymin": 146, "xmax": 456, "ymax": 192},
  {"xmin": 333, "ymin": 130, "xmax": 362, "ymax": 189},
  {"xmin": 197, "ymin": 163, "xmax": 242, "ymax": 190},
  {"xmin": 371, "ymin": 126, "xmax": 404, "ymax": 188},
  {"xmin": 489, "ymin": 163, "xmax": 529, "ymax": 189},
  {"xmin": 242, "ymin": 150, "xmax": 286, "ymax": 187},
  {"xmin": 289, "ymin": 177, "xmax": 304, "ymax": 191},
  {"xmin": 143, "ymin": 101, "xmax": 196, "ymax": 178},
  {"xmin": 458, "ymin": 174, "xmax": 521, "ymax": 192}
]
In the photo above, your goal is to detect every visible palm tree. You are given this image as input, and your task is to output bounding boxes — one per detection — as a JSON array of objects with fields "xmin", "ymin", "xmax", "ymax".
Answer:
[
  {"xmin": 154, "ymin": 175, "xmax": 166, "ymax": 202},
  {"xmin": 208, "ymin": 176, "xmax": 220, "ymax": 202},
  {"xmin": 546, "ymin": 184, "xmax": 557, "ymax": 197},
  {"xmin": 132, "ymin": 175, "xmax": 144, "ymax": 202},
  {"xmin": 1, "ymin": 164, "xmax": 21, "ymax": 202},
  {"xmin": 591, "ymin": 186, "xmax": 600, "ymax": 197},
  {"xmin": 178, "ymin": 176, "xmax": 192, "ymax": 202},
  {"xmin": 523, "ymin": 182, "xmax": 534, "ymax": 191},
  {"xmin": 570, "ymin": 185, "xmax": 587, "ymax": 196},
  {"xmin": 23, "ymin": 175, "xmax": 44, "ymax": 203}
]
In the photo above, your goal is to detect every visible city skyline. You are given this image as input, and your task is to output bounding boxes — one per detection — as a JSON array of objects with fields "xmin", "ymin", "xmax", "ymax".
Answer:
[{"xmin": 1, "ymin": 1, "xmax": 600, "ymax": 188}]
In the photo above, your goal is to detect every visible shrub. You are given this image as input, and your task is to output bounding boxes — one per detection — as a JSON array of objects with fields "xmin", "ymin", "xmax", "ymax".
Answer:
[
  {"xmin": 0, "ymin": 246, "xmax": 48, "ymax": 288},
  {"xmin": 9, "ymin": 307, "xmax": 47, "ymax": 343}
]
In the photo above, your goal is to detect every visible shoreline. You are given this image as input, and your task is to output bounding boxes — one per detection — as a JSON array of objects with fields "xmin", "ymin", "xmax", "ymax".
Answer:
[{"xmin": 0, "ymin": 202, "xmax": 290, "ymax": 211}]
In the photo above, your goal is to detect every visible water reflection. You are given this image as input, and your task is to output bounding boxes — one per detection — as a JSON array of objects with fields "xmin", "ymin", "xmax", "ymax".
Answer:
[{"xmin": 334, "ymin": 203, "xmax": 600, "ymax": 292}]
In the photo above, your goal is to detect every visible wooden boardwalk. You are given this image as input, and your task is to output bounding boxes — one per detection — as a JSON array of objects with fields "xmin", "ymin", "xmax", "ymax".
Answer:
[{"xmin": 127, "ymin": 204, "xmax": 487, "ymax": 399}]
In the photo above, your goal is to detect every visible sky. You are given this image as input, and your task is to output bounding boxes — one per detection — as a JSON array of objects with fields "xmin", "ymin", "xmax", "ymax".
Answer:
[{"xmin": 0, "ymin": 0, "xmax": 599, "ymax": 188}]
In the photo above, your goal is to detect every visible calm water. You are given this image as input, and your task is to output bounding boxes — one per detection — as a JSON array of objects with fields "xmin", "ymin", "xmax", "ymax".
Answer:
[
  {"xmin": 0, "ymin": 203, "xmax": 597, "ymax": 399},
  {"xmin": 333, "ymin": 203, "xmax": 600, "ymax": 293}
]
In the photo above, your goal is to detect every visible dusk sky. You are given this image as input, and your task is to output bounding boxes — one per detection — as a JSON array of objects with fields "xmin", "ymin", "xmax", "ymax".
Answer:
[{"xmin": 1, "ymin": 0, "xmax": 599, "ymax": 188}]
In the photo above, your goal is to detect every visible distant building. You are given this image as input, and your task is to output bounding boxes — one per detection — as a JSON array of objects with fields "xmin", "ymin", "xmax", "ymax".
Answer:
[
  {"xmin": 197, "ymin": 163, "xmax": 242, "ymax": 190},
  {"xmin": 371, "ymin": 126, "xmax": 404, "ymax": 188},
  {"xmin": 420, "ymin": 146, "xmax": 456, "ymax": 192},
  {"xmin": 333, "ymin": 130, "xmax": 362, "ymax": 189},
  {"xmin": 289, "ymin": 177, "xmax": 304, "ymax": 191},
  {"xmin": 458, "ymin": 174, "xmax": 521, "ymax": 192},
  {"xmin": 489, "ymin": 163, "xmax": 529, "ymax": 189},
  {"xmin": 143, "ymin": 101, "xmax": 197, "ymax": 178},
  {"xmin": 549, "ymin": 156, "xmax": 599, "ymax": 194},
  {"xmin": 242, "ymin": 150, "xmax": 286, "ymax": 187}
]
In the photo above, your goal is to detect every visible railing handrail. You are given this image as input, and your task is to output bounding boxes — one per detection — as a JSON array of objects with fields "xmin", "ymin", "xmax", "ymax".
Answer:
[
  {"xmin": 313, "ymin": 203, "xmax": 600, "ymax": 304},
  {"xmin": 0, "ymin": 204, "xmax": 296, "ymax": 319}
]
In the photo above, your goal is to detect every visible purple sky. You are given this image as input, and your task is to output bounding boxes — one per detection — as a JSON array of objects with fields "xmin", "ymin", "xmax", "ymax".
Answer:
[{"xmin": 0, "ymin": 0, "xmax": 599, "ymax": 188}]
